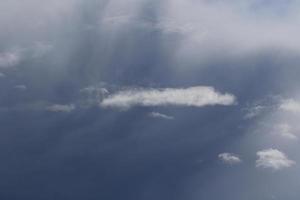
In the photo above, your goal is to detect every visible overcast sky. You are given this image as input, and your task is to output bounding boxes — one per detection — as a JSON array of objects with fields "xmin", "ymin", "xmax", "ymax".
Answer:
[{"xmin": 1, "ymin": 0, "xmax": 300, "ymax": 199}]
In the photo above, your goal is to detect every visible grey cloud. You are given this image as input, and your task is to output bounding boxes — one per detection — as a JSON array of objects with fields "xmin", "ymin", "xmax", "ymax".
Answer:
[
  {"xmin": 46, "ymin": 104, "xmax": 75, "ymax": 113},
  {"xmin": 280, "ymin": 98, "xmax": 300, "ymax": 113},
  {"xmin": 14, "ymin": 85, "xmax": 27, "ymax": 91},
  {"xmin": 0, "ymin": 51, "xmax": 21, "ymax": 69},
  {"xmin": 244, "ymin": 104, "xmax": 265, "ymax": 119}
]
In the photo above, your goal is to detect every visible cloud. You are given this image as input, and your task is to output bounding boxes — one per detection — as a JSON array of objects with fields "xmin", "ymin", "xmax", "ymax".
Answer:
[
  {"xmin": 149, "ymin": 112, "xmax": 174, "ymax": 120},
  {"xmin": 218, "ymin": 153, "xmax": 242, "ymax": 165},
  {"xmin": 80, "ymin": 86, "xmax": 109, "ymax": 107},
  {"xmin": 256, "ymin": 149, "xmax": 295, "ymax": 170},
  {"xmin": 0, "ymin": 72, "xmax": 5, "ymax": 78},
  {"xmin": 100, "ymin": 86, "xmax": 236, "ymax": 109},
  {"xmin": 0, "ymin": 43, "xmax": 52, "ymax": 71},
  {"xmin": 275, "ymin": 124, "xmax": 297, "ymax": 140},
  {"xmin": 14, "ymin": 85, "xmax": 27, "ymax": 90},
  {"xmin": 0, "ymin": 51, "xmax": 21, "ymax": 69},
  {"xmin": 244, "ymin": 104, "xmax": 265, "ymax": 119},
  {"xmin": 280, "ymin": 99, "xmax": 300, "ymax": 113},
  {"xmin": 162, "ymin": 0, "xmax": 300, "ymax": 54},
  {"xmin": 46, "ymin": 104, "xmax": 75, "ymax": 113},
  {"xmin": 80, "ymin": 86, "xmax": 109, "ymax": 96}
]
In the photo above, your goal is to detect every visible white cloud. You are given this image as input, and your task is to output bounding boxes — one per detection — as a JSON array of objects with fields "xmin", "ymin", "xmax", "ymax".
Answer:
[
  {"xmin": 46, "ymin": 104, "xmax": 75, "ymax": 112},
  {"xmin": 280, "ymin": 99, "xmax": 300, "ymax": 113},
  {"xmin": 256, "ymin": 149, "xmax": 295, "ymax": 170},
  {"xmin": 100, "ymin": 86, "xmax": 236, "ymax": 109},
  {"xmin": 218, "ymin": 153, "xmax": 242, "ymax": 165},
  {"xmin": 149, "ymin": 112, "xmax": 174, "ymax": 120},
  {"xmin": 0, "ymin": 51, "xmax": 21, "ymax": 69}
]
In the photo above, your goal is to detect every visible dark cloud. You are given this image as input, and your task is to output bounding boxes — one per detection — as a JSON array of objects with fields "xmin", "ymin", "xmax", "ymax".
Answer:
[{"xmin": 1, "ymin": 0, "xmax": 300, "ymax": 200}]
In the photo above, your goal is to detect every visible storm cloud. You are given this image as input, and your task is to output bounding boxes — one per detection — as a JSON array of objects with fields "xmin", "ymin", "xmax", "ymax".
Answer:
[{"xmin": 1, "ymin": 0, "xmax": 300, "ymax": 200}]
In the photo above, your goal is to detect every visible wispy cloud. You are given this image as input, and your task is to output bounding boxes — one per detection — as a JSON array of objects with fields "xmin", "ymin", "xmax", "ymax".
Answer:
[
  {"xmin": 244, "ymin": 105, "xmax": 265, "ymax": 119},
  {"xmin": 0, "ymin": 42, "xmax": 53, "ymax": 71},
  {"xmin": 149, "ymin": 112, "xmax": 174, "ymax": 120},
  {"xmin": 14, "ymin": 85, "xmax": 27, "ymax": 91},
  {"xmin": 46, "ymin": 104, "xmax": 75, "ymax": 113},
  {"xmin": 80, "ymin": 86, "xmax": 109, "ymax": 97},
  {"xmin": 256, "ymin": 149, "xmax": 295, "ymax": 170},
  {"xmin": 80, "ymin": 86, "xmax": 109, "ymax": 107},
  {"xmin": 0, "ymin": 51, "xmax": 21, "ymax": 69},
  {"xmin": 275, "ymin": 124, "xmax": 298, "ymax": 140},
  {"xmin": 32, "ymin": 42, "xmax": 54, "ymax": 58},
  {"xmin": 218, "ymin": 153, "xmax": 242, "ymax": 165},
  {"xmin": 100, "ymin": 86, "xmax": 236, "ymax": 109}
]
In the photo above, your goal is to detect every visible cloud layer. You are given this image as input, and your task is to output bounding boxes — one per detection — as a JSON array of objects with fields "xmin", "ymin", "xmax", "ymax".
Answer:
[{"xmin": 100, "ymin": 86, "xmax": 235, "ymax": 109}]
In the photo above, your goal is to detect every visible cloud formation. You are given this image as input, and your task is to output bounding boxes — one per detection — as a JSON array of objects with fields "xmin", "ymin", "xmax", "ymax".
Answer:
[
  {"xmin": 218, "ymin": 153, "xmax": 242, "ymax": 165},
  {"xmin": 256, "ymin": 149, "xmax": 295, "ymax": 170},
  {"xmin": 149, "ymin": 112, "xmax": 174, "ymax": 120},
  {"xmin": 100, "ymin": 86, "xmax": 236, "ymax": 109}
]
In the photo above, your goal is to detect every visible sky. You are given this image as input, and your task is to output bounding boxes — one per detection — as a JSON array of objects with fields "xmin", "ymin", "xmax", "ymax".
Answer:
[{"xmin": 1, "ymin": 0, "xmax": 300, "ymax": 199}]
